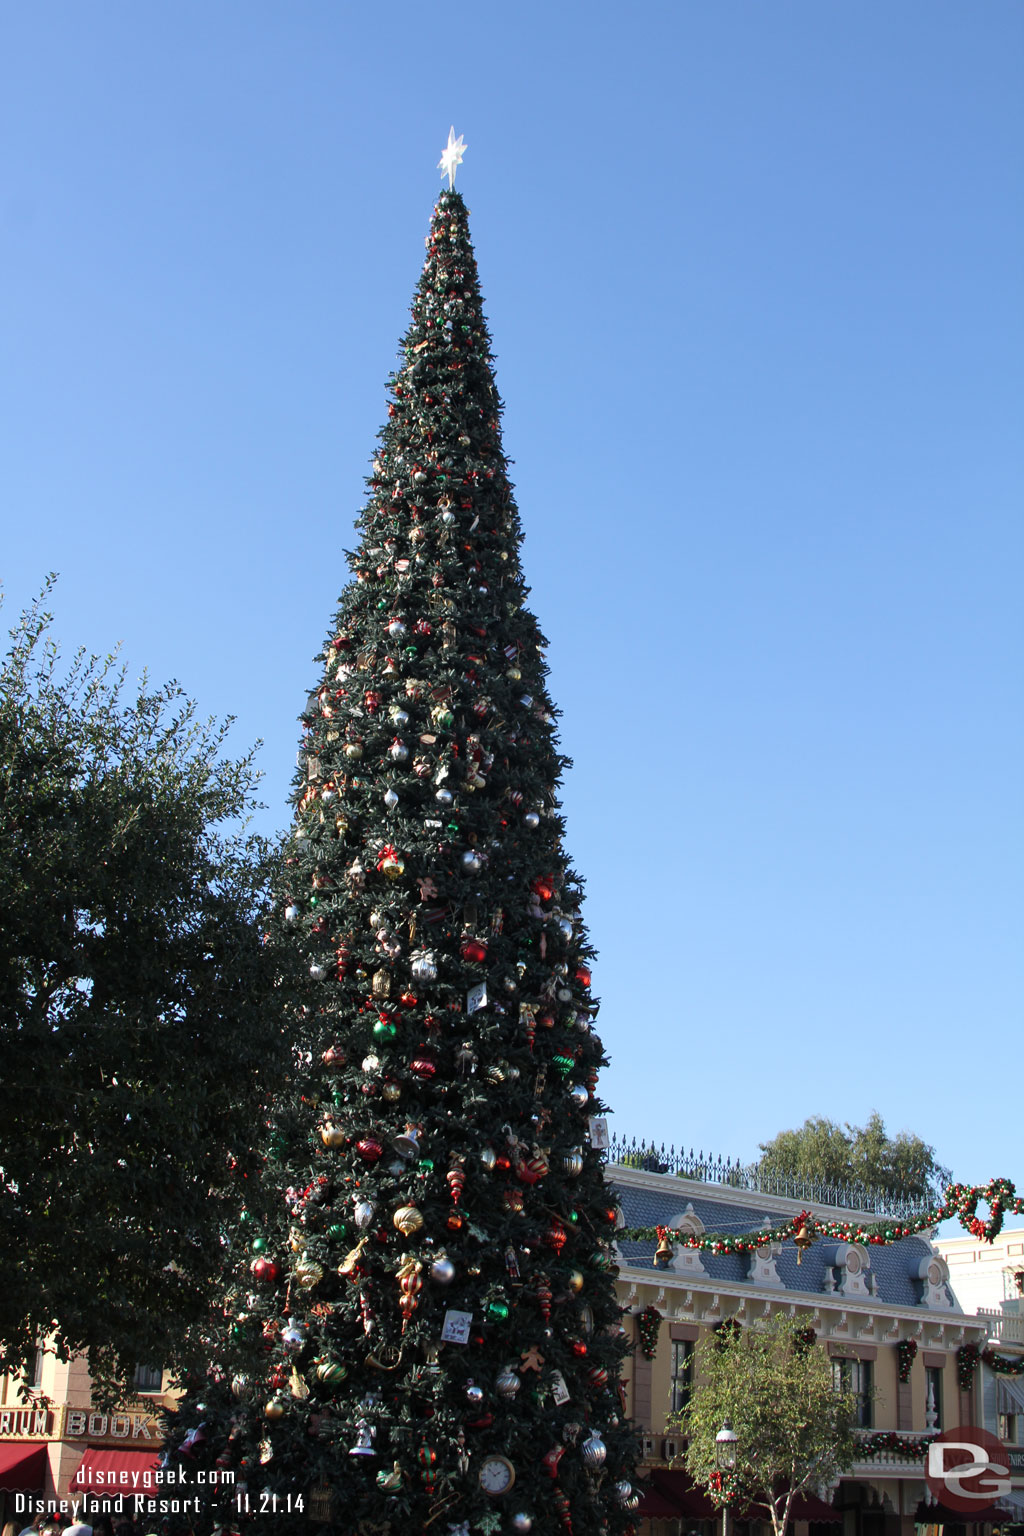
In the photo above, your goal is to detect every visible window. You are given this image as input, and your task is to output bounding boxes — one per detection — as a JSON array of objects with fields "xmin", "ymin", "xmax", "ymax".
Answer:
[
  {"xmin": 999, "ymin": 1413, "xmax": 1018, "ymax": 1445},
  {"xmin": 925, "ymin": 1366, "xmax": 943, "ymax": 1430},
  {"xmin": 671, "ymin": 1339, "xmax": 694, "ymax": 1414},
  {"xmin": 833, "ymin": 1357, "xmax": 873, "ymax": 1428},
  {"xmin": 133, "ymin": 1364, "xmax": 163, "ymax": 1394},
  {"xmin": 30, "ymin": 1346, "xmax": 45, "ymax": 1388}
]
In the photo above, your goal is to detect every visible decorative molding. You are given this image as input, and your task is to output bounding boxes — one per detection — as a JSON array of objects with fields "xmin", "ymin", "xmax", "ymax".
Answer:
[{"xmin": 746, "ymin": 1242, "xmax": 784, "ymax": 1288}]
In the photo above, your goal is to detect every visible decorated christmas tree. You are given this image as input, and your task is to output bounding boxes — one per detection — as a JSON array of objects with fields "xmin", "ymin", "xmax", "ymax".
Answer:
[{"xmin": 168, "ymin": 138, "xmax": 639, "ymax": 1536}]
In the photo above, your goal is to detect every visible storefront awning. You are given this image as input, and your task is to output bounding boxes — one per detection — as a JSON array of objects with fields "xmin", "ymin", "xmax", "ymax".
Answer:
[
  {"xmin": 70, "ymin": 1447, "xmax": 162, "ymax": 1494},
  {"xmin": 997, "ymin": 1377, "xmax": 1024, "ymax": 1416},
  {"xmin": 0, "ymin": 1442, "xmax": 48, "ymax": 1491},
  {"xmin": 789, "ymin": 1492, "xmax": 843, "ymax": 1523},
  {"xmin": 641, "ymin": 1472, "xmax": 842, "ymax": 1524},
  {"xmin": 647, "ymin": 1470, "xmax": 719, "ymax": 1518},
  {"xmin": 915, "ymin": 1500, "xmax": 999, "ymax": 1525},
  {"xmin": 637, "ymin": 1479, "xmax": 686, "ymax": 1518}
]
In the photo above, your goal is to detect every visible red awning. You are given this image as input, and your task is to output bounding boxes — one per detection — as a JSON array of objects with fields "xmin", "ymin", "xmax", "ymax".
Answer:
[
  {"xmin": 915, "ymin": 1501, "xmax": 997, "ymax": 1526},
  {"xmin": 789, "ymin": 1492, "xmax": 842, "ymax": 1523},
  {"xmin": 70, "ymin": 1448, "xmax": 162, "ymax": 1494},
  {"xmin": 642, "ymin": 1471, "xmax": 841, "ymax": 1524},
  {"xmin": 637, "ymin": 1480, "xmax": 685, "ymax": 1518},
  {"xmin": 647, "ymin": 1470, "xmax": 719, "ymax": 1519},
  {"xmin": 0, "ymin": 1442, "xmax": 48, "ymax": 1491}
]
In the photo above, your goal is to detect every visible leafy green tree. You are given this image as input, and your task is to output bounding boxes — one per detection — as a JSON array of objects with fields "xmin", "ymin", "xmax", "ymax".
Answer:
[
  {"xmin": 757, "ymin": 1112, "xmax": 950, "ymax": 1201},
  {"xmin": 0, "ymin": 585, "xmax": 290, "ymax": 1402},
  {"xmin": 164, "ymin": 187, "xmax": 637, "ymax": 1536},
  {"xmin": 673, "ymin": 1315, "xmax": 858, "ymax": 1536}
]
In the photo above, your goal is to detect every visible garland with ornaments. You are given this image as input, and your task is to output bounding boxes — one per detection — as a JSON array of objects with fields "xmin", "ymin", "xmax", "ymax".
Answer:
[
  {"xmin": 956, "ymin": 1342, "xmax": 1024, "ymax": 1387},
  {"xmin": 619, "ymin": 1179, "xmax": 1024, "ymax": 1260},
  {"xmin": 637, "ymin": 1305, "xmax": 662, "ymax": 1361},
  {"xmin": 860, "ymin": 1431, "xmax": 935, "ymax": 1462},
  {"xmin": 897, "ymin": 1338, "xmax": 918, "ymax": 1383}
]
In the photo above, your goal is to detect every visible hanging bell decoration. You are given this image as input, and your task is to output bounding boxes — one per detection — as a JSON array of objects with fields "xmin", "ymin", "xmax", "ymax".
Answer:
[
  {"xmin": 654, "ymin": 1226, "xmax": 674, "ymax": 1268},
  {"xmin": 392, "ymin": 1122, "xmax": 423, "ymax": 1159},
  {"xmin": 793, "ymin": 1215, "xmax": 815, "ymax": 1264},
  {"xmin": 348, "ymin": 1420, "xmax": 376, "ymax": 1458}
]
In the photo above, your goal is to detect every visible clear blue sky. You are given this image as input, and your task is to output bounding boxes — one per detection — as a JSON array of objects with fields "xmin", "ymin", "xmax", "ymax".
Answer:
[{"xmin": 3, "ymin": 3, "xmax": 1021, "ymax": 1193}]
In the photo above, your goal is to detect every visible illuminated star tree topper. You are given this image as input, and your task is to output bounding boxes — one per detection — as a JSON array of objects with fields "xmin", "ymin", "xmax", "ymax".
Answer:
[{"xmin": 438, "ymin": 125, "xmax": 467, "ymax": 189}]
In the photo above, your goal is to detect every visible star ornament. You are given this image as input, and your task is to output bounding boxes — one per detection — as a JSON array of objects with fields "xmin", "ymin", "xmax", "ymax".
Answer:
[{"xmin": 439, "ymin": 126, "xmax": 467, "ymax": 189}]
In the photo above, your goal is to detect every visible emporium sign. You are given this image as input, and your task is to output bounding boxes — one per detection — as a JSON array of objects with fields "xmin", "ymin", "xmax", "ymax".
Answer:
[{"xmin": 0, "ymin": 1407, "xmax": 161, "ymax": 1445}]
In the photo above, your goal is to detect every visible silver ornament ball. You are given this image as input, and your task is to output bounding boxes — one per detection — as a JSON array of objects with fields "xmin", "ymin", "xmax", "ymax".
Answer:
[
  {"xmin": 511, "ymin": 1517, "xmax": 533, "ymax": 1534},
  {"xmin": 495, "ymin": 1367, "xmax": 521, "ymax": 1400},
  {"xmin": 580, "ymin": 1430, "xmax": 607, "ymax": 1468}
]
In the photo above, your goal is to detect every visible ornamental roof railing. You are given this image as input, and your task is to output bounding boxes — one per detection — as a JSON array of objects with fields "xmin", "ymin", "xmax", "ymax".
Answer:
[{"xmin": 606, "ymin": 1134, "xmax": 933, "ymax": 1220}]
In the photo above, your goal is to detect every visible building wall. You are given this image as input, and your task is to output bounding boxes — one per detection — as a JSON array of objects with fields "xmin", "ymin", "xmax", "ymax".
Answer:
[
  {"xmin": 610, "ymin": 1165, "xmax": 990, "ymax": 1536},
  {"xmin": 0, "ymin": 1350, "xmax": 172, "ymax": 1523}
]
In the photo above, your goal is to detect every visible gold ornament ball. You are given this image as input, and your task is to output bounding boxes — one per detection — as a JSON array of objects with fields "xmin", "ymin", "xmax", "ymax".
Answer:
[
  {"xmin": 568, "ymin": 1270, "xmax": 584, "ymax": 1293},
  {"xmin": 294, "ymin": 1258, "xmax": 324, "ymax": 1289},
  {"xmin": 265, "ymin": 1398, "xmax": 285, "ymax": 1420},
  {"xmin": 393, "ymin": 1204, "xmax": 424, "ymax": 1236}
]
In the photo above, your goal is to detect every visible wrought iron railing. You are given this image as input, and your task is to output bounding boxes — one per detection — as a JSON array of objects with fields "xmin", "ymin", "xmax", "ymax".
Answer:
[{"xmin": 606, "ymin": 1134, "xmax": 933, "ymax": 1220}]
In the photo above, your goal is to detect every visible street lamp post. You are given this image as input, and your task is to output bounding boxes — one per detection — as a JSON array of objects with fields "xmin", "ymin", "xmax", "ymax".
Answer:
[{"xmin": 715, "ymin": 1419, "xmax": 739, "ymax": 1536}]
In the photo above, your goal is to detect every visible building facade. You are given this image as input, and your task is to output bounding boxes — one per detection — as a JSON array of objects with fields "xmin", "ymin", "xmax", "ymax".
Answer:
[
  {"xmin": 0, "ymin": 1355, "xmax": 169, "ymax": 1528},
  {"xmin": 608, "ymin": 1157, "xmax": 995, "ymax": 1536},
  {"xmin": 1, "ymin": 1175, "xmax": 1017, "ymax": 1536},
  {"xmin": 937, "ymin": 1227, "xmax": 1024, "ymax": 1525}
]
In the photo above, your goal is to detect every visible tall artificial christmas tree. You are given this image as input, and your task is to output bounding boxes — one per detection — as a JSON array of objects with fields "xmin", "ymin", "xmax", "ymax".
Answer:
[{"xmin": 169, "ymin": 140, "xmax": 639, "ymax": 1536}]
